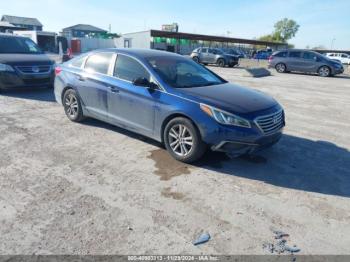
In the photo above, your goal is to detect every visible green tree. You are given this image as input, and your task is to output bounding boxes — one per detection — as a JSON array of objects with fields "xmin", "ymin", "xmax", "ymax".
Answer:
[
  {"xmin": 258, "ymin": 18, "xmax": 299, "ymax": 43},
  {"xmin": 274, "ymin": 18, "xmax": 300, "ymax": 42}
]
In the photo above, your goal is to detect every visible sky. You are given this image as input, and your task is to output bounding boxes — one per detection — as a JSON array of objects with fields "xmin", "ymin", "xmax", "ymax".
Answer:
[{"xmin": 1, "ymin": 0, "xmax": 349, "ymax": 49}]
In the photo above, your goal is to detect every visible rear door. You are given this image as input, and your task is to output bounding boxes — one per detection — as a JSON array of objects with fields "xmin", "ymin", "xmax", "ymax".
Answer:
[
  {"xmin": 287, "ymin": 51, "xmax": 303, "ymax": 71},
  {"xmin": 108, "ymin": 54, "xmax": 156, "ymax": 136},
  {"xmin": 75, "ymin": 52, "xmax": 114, "ymax": 120}
]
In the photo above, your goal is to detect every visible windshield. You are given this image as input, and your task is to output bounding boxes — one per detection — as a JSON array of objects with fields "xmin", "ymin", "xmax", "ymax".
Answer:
[
  {"xmin": 0, "ymin": 37, "xmax": 43, "ymax": 54},
  {"xmin": 146, "ymin": 55, "xmax": 226, "ymax": 88}
]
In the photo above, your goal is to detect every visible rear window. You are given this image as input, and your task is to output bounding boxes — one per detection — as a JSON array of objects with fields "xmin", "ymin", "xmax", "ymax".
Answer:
[
  {"xmin": 201, "ymin": 48, "xmax": 208, "ymax": 53},
  {"xmin": 69, "ymin": 55, "xmax": 86, "ymax": 68},
  {"xmin": 274, "ymin": 51, "xmax": 287, "ymax": 57},
  {"xmin": 84, "ymin": 53, "xmax": 114, "ymax": 75},
  {"xmin": 289, "ymin": 51, "xmax": 302, "ymax": 58}
]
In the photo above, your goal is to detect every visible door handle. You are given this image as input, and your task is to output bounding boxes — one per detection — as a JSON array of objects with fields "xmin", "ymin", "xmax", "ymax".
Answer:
[{"xmin": 108, "ymin": 86, "xmax": 120, "ymax": 93}]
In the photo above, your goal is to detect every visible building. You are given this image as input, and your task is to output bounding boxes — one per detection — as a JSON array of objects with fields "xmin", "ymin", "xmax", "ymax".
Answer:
[
  {"xmin": 62, "ymin": 24, "xmax": 107, "ymax": 38},
  {"xmin": 1, "ymin": 15, "xmax": 43, "ymax": 31},
  {"xmin": 115, "ymin": 30, "xmax": 288, "ymax": 55},
  {"xmin": 0, "ymin": 21, "xmax": 26, "ymax": 32}
]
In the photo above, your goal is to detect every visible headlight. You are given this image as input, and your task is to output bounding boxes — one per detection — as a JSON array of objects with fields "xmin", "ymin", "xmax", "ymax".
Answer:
[
  {"xmin": 0, "ymin": 63, "xmax": 15, "ymax": 72},
  {"xmin": 200, "ymin": 103, "xmax": 251, "ymax": 128}
]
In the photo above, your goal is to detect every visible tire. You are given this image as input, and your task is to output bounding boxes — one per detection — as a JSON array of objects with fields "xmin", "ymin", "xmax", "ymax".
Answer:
[
  {"xmin": 318, "ymin": 66, "xmax": 331, "ymax": 77},
  {"xmin": 217, "ymin": 59, "xmax": 225, "ymax": 67},
  {"xmin": 192, "ymin": 56, "xmax": 200, "ymax": 63},
  {"xmin": 164, "ymin": 117, "xmax": 206, "ymax": 163},
  {"xmin": 63, "ymin": 89, "xmax": 84, "ymax": 122},
  {"xmin": 275, "ymin": 63, "xmax": 286, "ymax": 73}
]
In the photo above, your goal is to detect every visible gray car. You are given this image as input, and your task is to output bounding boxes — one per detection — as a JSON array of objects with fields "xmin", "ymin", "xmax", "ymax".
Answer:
[
  {"xmin": 268, "ymin": 49, "xmax": 344, "ymax": 77},
  {"xmin": 191, "ymin": 47, "xmax": 239, "ymax": 67}
]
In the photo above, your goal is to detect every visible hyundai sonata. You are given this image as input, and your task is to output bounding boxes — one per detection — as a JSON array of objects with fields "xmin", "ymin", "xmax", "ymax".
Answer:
[{"xmin": 54, "ymin": 49, "xmax": 285, "ymax": 163}]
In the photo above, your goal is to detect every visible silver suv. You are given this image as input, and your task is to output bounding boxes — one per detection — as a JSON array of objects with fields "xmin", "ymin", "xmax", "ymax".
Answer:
[
  {"xmin": 268, "ymin": 49, "xmax": 344, "ymax": 77},
  {"xmin": 191, "ymin": 47, "xmax": 239, "ymax": 67}
]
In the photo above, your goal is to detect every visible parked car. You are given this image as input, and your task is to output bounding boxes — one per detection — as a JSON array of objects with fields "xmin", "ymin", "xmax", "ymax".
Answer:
[
  {"xmin": 326, "ymin": 53, "xmax": 350, "ymax": 65},
  {"xmin": 223, "ymin": 48, "xmax": 246, "ymax": 58},
  {"xmin": 190, "ymin": 47, "xmax": 239, "ymax": 67},
  {"xmin": 254, "ymin": 49, "xmax": 272, "ymax": 60},
  {"xmin": 55, "ymin": 49, "xmax": 285, "ymax": 163},
  {"xmin": 268, "ymin": 49, "xmax": 344, "ymax": 77},
  {"xmin": 0, "ymin": 34, "xmax": 55, "ymax": 91}
]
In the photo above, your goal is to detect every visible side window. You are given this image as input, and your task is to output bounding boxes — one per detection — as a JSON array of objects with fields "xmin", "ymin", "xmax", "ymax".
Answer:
[
  {"xmin": 114, "ymin": 54, "xmax": 150, "ymax": 82},
  {"xmin": 329, "ymin": 54, "xmax": 334, "ymax": 57},
  {"xmin": 208, "ymin": 48, "xmax": 214, "ymax": 54},
  {"xmin": 303, "ymin": 52, "xmax": 317, "ymax": 60},
  {"xmin": 201, "ymin": 48, "xmax": 208, "ymax": 53},
  {"xmin": 275, "ymin": 51, "xmax": 287, "ymax": 57},
  {"xmin": 341, "ymin": 54, "xmax": 347, "ymax": 58},
  {"xmin": 289, "ymin": 51, "xmax": 301, "ymax": 58},
  {"xmin": 70, "ymin": 55, "xmax": 86, "ymax": 68},
  {"xmin": 84, "ymin": 53, "xmax": 113, "ymax": 74}
]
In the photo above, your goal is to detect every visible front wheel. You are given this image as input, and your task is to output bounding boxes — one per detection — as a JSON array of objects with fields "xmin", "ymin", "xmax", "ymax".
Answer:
[
  {"xmin": 318, "ymin": 66, "xmax": 331, "ymax": 77},
  {"xmin": 63, "ymin": 89, "xmax": 84, "ymax": 122},
  {"xmin": 164, "ymin": 117, "xmax": 206, "ymax": 163},
  {"xmin": 217, "ymin": 59, "xmax": 225, "ymax": 67}
]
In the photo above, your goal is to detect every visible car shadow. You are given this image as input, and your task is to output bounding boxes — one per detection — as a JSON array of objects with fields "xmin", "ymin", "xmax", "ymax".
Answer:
[
  {"xmin": 281, "ymin": 71, "xmax": 350, "ymax": 79},
  {"xmin": 81, "ymin": 118, "xmax": 350, "ymax": 198},
  {"xmin": 195, "ymin": 134, "xmax": 350, "ymax": 198},
  {"xmin": 0, "ymin": 88, "xmax": 56, "ymax": 102}
]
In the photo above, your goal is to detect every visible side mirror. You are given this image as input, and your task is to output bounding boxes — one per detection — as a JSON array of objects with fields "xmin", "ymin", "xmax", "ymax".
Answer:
[{"xmin": 132, "ymin": 77, "xmax": 157, "ymax": 89}]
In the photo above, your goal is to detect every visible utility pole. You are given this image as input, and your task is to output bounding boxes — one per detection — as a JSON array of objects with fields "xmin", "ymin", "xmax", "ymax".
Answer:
[
  {"xmin": 109, "ymin": 24, "xmax": 111, "ymax": 33},
  {"xmin": 331, "ymin": 38, "xmax": 336, "ymax": 50}
]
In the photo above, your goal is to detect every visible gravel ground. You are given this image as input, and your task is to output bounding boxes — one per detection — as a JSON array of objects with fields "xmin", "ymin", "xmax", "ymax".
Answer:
[{"xmin": 0, "ymin": 67, "xmax": 349, "ymax": 255}]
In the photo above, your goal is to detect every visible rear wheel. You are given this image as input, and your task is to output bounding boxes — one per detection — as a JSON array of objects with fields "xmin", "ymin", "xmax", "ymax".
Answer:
[
  {"xmin": 275, "ymin": 63, "xmax": 286, "ymax": 73},
  {"xmin": 63, "ymin": 89, "xmax": 84, "ymax": 122},
  {"xmin": 318, "ymin": 66, "xmax": 331, "ymax": 77},
  {"xmin": 164, "ymin": 117, "xmax": 206, "ymax": 163},
  {"xmin": 217, "ymin": 59, "xmax": 225, "ymax": 67}
]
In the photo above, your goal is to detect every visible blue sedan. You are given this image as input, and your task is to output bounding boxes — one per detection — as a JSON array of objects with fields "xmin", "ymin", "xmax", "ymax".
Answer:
[{"xmin": 54, "ymin": 49, "xmax": 285, "ymax": 163}]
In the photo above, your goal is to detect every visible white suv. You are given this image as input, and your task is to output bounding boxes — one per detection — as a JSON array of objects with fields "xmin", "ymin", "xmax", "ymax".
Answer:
[{"xmin": 326, "ymin": 53, "xmax": 350, "ymax": 65}]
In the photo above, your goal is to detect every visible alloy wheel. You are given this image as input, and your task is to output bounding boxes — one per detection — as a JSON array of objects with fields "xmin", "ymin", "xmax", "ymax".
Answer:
[
  {"xmin": 319, "ymin": 66, "xmax": 330, "ymax": 77},
  {"xmin": 64, "ymin": 93, "xmax": 79, "ymax": 118},
  {"xmin": 168, "ymin": 124, "xmax": 194, "ymax": 157},
  {"xmin": 276, "ymin": 63, "xmax": 286, "ymax": 73}
]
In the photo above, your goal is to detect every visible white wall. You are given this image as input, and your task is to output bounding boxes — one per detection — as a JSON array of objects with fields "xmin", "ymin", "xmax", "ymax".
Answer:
[
  {"xmin": 67, "ymin": 37, "xmax": 116, "ymax": 52},
  {"xmin": 114, "ymin": 31, "xmax": 151, "ymax": 49}
]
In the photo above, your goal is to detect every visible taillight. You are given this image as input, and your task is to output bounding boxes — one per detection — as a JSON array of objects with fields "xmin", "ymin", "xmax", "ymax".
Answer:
[
  {"xmin": 268, "ymin": 56, "xmax": 274, "ymax": 62},
  {"xmin": 55, "ymin": 66, "xmax": 62, "ymax": 76}
]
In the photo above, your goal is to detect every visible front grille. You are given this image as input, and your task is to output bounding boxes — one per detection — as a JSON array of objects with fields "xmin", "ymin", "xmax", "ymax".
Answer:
[
  {"xmin": 22, "ymin": 77, "xmax": 51, "ymax": 85},
  {"xmin": 255, "ymin": 110, "xmax": 284, "ymax": 135},
  {"xmin": 15, "ymin": 65, "xmax": 51, "ymax": 74}
]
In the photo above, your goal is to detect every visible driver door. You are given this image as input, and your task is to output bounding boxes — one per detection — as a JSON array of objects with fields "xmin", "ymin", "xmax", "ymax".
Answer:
[{"xmin": 107, "ymin": 54, "xmax": 157, "ymax": 137}]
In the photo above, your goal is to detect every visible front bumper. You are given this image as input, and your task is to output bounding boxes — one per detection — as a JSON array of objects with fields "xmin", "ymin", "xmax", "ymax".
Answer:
[
  {"xmin": 211, "ymin": 131, "xmax": 283, "ymax": 156},
  {"xmin": 0, "ymin": 71, "xmax": 54, "ymax": 90}
]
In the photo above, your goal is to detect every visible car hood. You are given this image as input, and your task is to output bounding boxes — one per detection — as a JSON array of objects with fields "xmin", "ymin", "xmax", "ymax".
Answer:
[
  {"xmin": 176, "ymin": 83, "xmax": 278, "ymax": 116},
  {"xmin": 0, "ymin": 54, "xmax": 54, "ymax": 65}
]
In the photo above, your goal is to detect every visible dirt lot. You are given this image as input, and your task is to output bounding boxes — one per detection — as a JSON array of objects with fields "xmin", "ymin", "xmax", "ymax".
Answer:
[{"xmin": 0, "ymin": 67, "xmax": 350, "ymax": 255}]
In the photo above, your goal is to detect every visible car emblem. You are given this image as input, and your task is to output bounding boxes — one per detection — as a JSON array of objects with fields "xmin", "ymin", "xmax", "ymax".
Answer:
[
  {"xmin": 32, "ymin": 66, "xmax": 40, "ymax": 73},
  {"xmin": 273, "ymin": 117, "xmax": 279, "ymax": 124}
]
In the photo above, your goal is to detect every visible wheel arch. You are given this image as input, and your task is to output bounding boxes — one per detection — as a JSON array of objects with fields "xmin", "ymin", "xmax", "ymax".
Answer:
[{"xmin": 160, "ymin": 113, "xmax": 202, "ymax": 144}]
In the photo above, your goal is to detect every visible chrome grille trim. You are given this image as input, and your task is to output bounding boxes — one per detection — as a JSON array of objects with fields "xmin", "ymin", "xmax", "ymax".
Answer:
[
  {"xmin": 15, "ymin": 65, "xmax": 52, "ymax": 74},
  {"xmin": 254, "ymin": 109, "xmax": 284, "ymax": 135}
]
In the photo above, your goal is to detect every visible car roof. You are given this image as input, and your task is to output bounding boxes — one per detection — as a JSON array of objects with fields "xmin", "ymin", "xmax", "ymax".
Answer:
[
  {"xmin": 90, "ymin": 48, "xmax": 182, "ymax": 60},
  {"xmin": 0, "ymin": 33, "xmax": 28, "ymax": 38}
]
